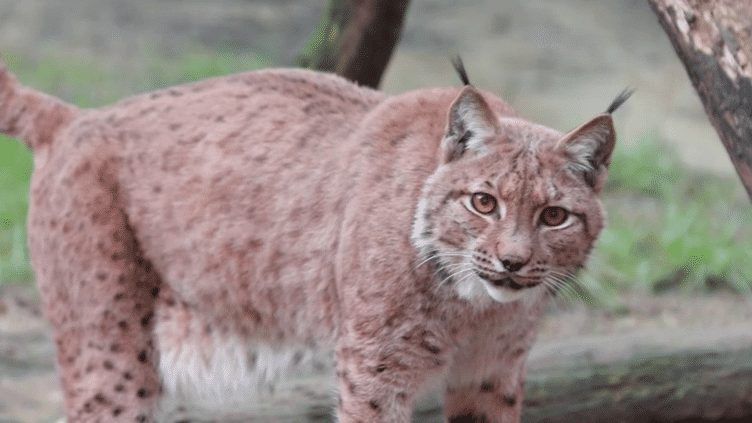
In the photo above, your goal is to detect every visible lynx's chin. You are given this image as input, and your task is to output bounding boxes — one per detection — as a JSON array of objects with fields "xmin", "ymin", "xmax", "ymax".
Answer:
[{"xmin": 452, "ymin": 270, "xmax": 544, "ymax": 304}]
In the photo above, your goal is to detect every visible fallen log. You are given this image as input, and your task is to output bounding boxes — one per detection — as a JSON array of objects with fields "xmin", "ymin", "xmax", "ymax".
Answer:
[
  {"xmin": 218, "ymin": 324, "xmax": 752, "ymax": 422},
  {"xmin": 521, "ymin": 324, "xmax": 752, "ymax": 422}
]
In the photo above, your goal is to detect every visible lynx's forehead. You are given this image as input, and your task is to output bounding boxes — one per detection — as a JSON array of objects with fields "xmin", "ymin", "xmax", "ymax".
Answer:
[
  {"xmin": 481, "ymin": 131, "xmax": 573, "ymax": 207},
  {"xmin": 495, "ymin": 117, "xmax": 562, "ymax": 149}
]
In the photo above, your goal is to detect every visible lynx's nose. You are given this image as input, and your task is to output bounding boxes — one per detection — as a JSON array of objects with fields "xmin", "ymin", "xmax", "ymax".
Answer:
[
  {"xmin": 496, "ymin": 237, "xmax": 532, "ymax": 273},
  {"xmin": 500, "ymin": 256, "xmax": 528, "ymax": 273}
]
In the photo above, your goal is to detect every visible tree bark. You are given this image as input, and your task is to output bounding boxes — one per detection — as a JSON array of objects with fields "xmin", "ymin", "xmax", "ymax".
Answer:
[
  {"xmin": 296, "ymin": 0, "xmax": 411, "ymax": 89},
  {"xmin": 648, "ymin": 0, "xmax": 752, "ymax": 202}
]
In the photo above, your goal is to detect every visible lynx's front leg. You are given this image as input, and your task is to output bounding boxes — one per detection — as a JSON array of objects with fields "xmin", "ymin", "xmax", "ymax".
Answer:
[
  {"xmin": 335, "ymin": 326, "xmax": 452, "ymax": 423},
  {"xmin": 443, "ymin": 301, "xmax": 544, "ymax": 423},
  {"xmin": 443, "ymin": 360, "xmax": 526, "ymax": 423}
]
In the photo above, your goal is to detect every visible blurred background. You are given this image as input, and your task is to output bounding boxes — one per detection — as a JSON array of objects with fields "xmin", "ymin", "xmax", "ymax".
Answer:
[{"xmin": 0, "ymin": 0, "xmax": 751, "ymax": 422}]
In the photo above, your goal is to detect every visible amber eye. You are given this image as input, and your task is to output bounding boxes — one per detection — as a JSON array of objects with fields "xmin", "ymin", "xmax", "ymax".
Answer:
[
  {"xmin": 540, "ymin": 207, "xmax": 569, "ymax": 227},
  {"xmin": 471, "ymin": 193, "xmax": 497, "ymax": 215}
]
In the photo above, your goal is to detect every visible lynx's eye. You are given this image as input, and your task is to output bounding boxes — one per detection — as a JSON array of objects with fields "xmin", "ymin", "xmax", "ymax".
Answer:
[
  {"xmin": 471, "ymin": 193, "xmax": 497, "ymax": 215},
  {"xmin": 540, "ymin": 206, "xmax": 569, "ymax": 227}
]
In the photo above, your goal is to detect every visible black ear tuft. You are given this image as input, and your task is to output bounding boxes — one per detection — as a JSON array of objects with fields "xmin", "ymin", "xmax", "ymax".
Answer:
[
  {"xmin": 451, "ymin": 55, "xmax": 471, "ymax": 86},
  {"xmin": 605, "ymin": 88, "xmax": 635, "ymax": 114}
]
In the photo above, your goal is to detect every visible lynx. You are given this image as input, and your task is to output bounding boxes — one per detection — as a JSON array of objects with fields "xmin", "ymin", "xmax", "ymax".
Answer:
[{"xmin": 0, "ymin": 55, "xmax": 629, "ymax": 423}]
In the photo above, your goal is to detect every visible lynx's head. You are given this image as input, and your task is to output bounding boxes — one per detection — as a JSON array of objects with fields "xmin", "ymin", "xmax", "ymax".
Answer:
[{"xmin": 412, "ymin": 84, "xmax": 631, "ymax": 304}]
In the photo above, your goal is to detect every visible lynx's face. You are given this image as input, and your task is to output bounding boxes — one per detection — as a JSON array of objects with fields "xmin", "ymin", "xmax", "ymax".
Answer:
[{"xmin": 412, "ymin": 87, "xmax": 615, "ymax": 304}]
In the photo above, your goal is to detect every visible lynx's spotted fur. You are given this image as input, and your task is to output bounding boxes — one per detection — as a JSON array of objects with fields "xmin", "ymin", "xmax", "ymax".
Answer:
[{"xmin": 0, "ymin": 55, "xmax": 628, "ymax": 423}]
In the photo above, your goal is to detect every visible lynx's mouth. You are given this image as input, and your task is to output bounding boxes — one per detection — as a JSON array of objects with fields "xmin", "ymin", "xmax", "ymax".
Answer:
[{"xmin": 475, "ymin": 271, "xmax": 542, "ymax": 291}]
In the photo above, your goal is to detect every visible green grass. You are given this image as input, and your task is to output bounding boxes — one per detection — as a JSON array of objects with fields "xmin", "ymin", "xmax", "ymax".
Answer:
[
  {"xmin": 579, "ymin": 133, "xmax": 752, "ymax": 306},
  {"xmin": 0, "ymin": 138, "xmax": 33, "ymax": 283}
]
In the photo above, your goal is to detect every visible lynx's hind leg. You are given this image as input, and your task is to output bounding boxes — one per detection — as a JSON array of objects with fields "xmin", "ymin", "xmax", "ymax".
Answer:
[{"xmin": 28, "ymin": 152, "xmax": 162, "ymax": 422}]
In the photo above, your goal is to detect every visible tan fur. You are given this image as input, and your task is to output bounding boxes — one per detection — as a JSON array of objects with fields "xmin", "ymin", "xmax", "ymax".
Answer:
[{"xmin": 0, "ymin": 56, "xmax": 619, "ymax": 423}]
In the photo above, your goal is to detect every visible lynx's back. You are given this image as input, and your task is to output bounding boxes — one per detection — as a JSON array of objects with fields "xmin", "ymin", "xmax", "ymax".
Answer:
[{"xmin": 0, "ymin": 58, "xmax": 628, "ymax": 423}]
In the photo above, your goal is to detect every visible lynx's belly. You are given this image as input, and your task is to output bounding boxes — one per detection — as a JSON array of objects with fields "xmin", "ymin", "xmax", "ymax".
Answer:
[{"xmin": 154, "ymin": 312, "xmax": 336, "ymax": 420}]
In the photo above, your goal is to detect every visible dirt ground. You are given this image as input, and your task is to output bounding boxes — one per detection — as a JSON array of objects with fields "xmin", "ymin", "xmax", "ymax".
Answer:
[{"xmin": 0, "ymin": 0, "xmax": 750, "ymax": 422}]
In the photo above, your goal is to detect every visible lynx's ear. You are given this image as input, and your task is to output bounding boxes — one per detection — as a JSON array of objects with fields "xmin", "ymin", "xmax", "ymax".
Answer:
[
  {"xmin": 555, "ymin": 114, "xmax": 615, "ymax": 189},
  {"xmin": 441, "ymin": 86, "xmax": 500, "ymax": 163}
]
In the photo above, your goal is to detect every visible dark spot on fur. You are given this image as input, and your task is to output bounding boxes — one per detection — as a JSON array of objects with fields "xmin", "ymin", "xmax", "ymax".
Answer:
[
  {"xmin": 136, "ymin": 414, "xmax": 147, "ymax": 422},
  {"xmin": 150, "ymin": 287, "xmax": 159, "ymax": 297},
  {"xmin": 480, "ymin": 380, "xmax": 495, "ymax": 392},
  {"xmin": 169, "ymin": 123, "xmax": 182, "ymax": 131},
  {"xmin": 421, "ymin": 339, "xmax": 441, "ymax": 355},
  {"xmin": 501, "ymin": 394, "xmax": 517, "ymax": 407},
  {"xmin": 168, "ymin": 89, "xmax": 183, "ymax": 97},
  {"xmin": 369, "ymin": 399, "xmax": 380, "ymax": 410},
  {"xmin": 137, "ymin": 350, "xmax": 147, "ymax": 363},
  {"xmin": 94, "ymin": 393, "xmax": 107, "ymax": 403},
  {"xmin": 376, "ymin": 364, "xmax": 387, "ymax": 373},
  {"xmin": 118, "ymin": 274, "xmax": 126, "ymax": 285},
  {"xmin": 85, "ymin": 364, "xmax": 94, "ymax": 373},
  {"xmin": 113, "ymin": 408, "xmax": 123, "ymax": 417},
  {"xmin": 111, "ymin": 343, "xmax": 121, "ymax": 353},
  {"xmin": 96, "ymin": 271, "xmax": 108, "ymax": 281},
  {"xmin": 118, "ymin": 320, "xmax": 128, "ymax": 331},
  {"xmin": 396, "ymin": 392, "xmax": 408, "ymax": 403},
  {"xmin": 113, "ymin": 292, "xmax": 124, "ymax": 301},
  {"xmin": 115, "ymin": 384, "xmax": 125, "ymax": 392},
  {"xmin": 340, "ymin": 370, "xmax": 357, "ymax": 394},
  {"xmin": 123, "ymin": 372, "xmax": 133, "ymax": 380},
  {"xmin": 137, "ymin": 387, "xmax": 149, "ymax": 398},
  {"xmin": 103, "ymin": 360, "xmax": 114, "ymax": 370},
  {"xmin": 83, "ymin": 401, "xmax": 93, "ymax": 413},
  {"xmin": 141, "ymin": 312, "xmax": 153, "ymax": 327},
  {"xmin": 449, "ymin": 413, "xmax": 489, "ymax": 423}
]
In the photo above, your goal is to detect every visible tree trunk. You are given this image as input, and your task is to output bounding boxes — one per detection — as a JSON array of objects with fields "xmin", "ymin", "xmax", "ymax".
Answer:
[
  {"xmin": 648, "ymin": 0, "xmax": 752, "ymax": 203},
  {"xmin": 296, "ymin": 0, "xmax": 411, "ymax": 89}
]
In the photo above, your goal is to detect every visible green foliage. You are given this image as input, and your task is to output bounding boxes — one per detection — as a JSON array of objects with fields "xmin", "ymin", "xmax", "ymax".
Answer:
[
  {"xmin": 0, "ymin": 136, "xmax": 34, "ymax": 282},
  {"xmin": 580, "ymin": 133, "xmax": 752, "ymax": 305}
]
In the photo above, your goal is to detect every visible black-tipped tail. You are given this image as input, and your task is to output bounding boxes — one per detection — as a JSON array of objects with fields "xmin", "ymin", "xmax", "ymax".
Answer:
[
  {"xmin": 451, "ymin": 55, "xmax": 471, "ymax": 86},
  {"xmin": 606, "ymin": 88, "xmax": 635, "ymax": 114},
  {"xmin": 0, "ymin": 55, "xmax": 78, "ymax": 151}
]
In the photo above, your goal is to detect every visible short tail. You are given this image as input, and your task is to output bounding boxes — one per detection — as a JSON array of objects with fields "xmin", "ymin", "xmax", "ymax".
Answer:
[{"xmin": 0, "ymin": 56, "xmax": 78, "ymax": 151}]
